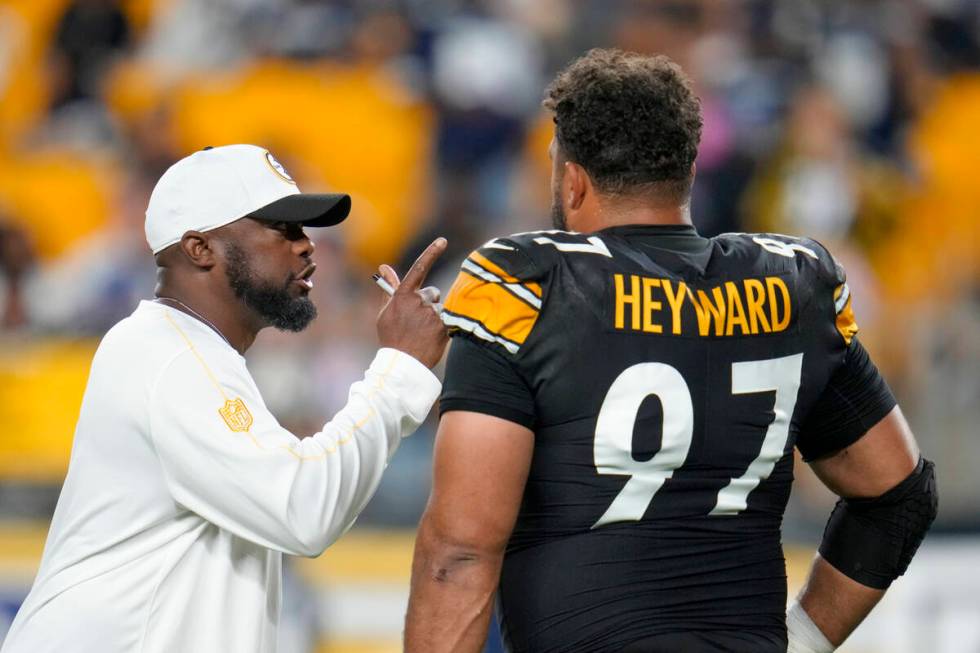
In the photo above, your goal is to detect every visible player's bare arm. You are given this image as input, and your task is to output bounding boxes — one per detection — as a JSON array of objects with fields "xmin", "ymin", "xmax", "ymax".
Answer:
[
  {"xmin": 404, "ymin": 411, "xmax": 533, "ymax": 653},
  {"xmin": 789, "ymin": 406, "xmax": 937, "ymax": 652}
]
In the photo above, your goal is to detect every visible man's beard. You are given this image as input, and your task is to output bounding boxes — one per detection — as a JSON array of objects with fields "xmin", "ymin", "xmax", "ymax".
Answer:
[
  {"xmin": 550, "ymin": 190, "xmax": 568, "ymax": 230},
  {"xmin": 224, "ymin": 243, "xmax": 317, "ymax": 332}
]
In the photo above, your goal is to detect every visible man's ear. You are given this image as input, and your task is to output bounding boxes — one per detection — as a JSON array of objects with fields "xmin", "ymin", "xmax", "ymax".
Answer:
[
  {"xmin": 178, "ymin": 231, "xmax": 217, "ymax": 270},
  {"xmin": 563, "ymin": 161, "xmax": 593, "ymax": 211}
]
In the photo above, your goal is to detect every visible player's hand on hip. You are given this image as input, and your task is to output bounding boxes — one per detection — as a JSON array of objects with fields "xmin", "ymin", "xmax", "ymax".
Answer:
[{"xmin": 376, "ymin": 238, "xmax": 450, "ymax": 369}]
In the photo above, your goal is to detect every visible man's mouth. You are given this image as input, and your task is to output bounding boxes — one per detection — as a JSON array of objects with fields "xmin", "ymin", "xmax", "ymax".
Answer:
[{"xmin": 294, "ymin": 263, "xmax": 316, "ymax": 290}]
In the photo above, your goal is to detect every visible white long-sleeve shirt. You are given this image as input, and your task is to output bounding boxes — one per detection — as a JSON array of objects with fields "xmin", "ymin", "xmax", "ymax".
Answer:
[{"xmin": 1, "ymin": 300, "xmax": 440, "ymax": 653}]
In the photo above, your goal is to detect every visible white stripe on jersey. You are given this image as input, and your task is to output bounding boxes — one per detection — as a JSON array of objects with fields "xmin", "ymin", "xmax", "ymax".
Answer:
[
  {"xmin": 461, "ymin": 259, "xmax": 543, "ymax": 310},
  {"xmin": 481, "ymin": 239, "xmax": 516, "ymax": 251},
  {"xmin": 441, "ymin": 312, "xmax": 521, "ymax": 354},
  {"xmin": 835, "ymin": 283, "xmax": 851, "ymax": 314}
]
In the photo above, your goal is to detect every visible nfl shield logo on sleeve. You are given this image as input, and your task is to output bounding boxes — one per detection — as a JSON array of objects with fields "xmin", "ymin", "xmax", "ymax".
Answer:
[{"xmin": 219, "ymin": 398, "xmax": 254, "ymax": 432}]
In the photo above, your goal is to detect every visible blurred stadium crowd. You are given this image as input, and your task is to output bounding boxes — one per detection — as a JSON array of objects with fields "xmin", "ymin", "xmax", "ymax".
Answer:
[
  {"xmin": 0, "ymin": 0, "xmax": 978, "ymax": 545},
  {"xmin": 1, "ymin": 1, "xmax": 979, "ymax": 651}
]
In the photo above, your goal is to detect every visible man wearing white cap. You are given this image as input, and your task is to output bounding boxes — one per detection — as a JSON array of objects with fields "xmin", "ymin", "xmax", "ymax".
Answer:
[{"xmin": 1, "ymin": 144, "xmax": 449, "ymax": 653}]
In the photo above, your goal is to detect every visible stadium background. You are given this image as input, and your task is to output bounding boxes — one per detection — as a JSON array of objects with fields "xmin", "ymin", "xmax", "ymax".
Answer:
[{"xmin": 0, "ymin": 0, "xmax": 977, "ymax": 651}]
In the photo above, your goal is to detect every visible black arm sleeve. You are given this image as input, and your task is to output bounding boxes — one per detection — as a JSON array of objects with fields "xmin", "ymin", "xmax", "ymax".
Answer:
[
  {"xmin": 439, "ymin": 335, "xmax": 536, "ymax": 429},
  {"xmin": 796, "ymin": 339, "xmax": 897, "ymax": 461}
]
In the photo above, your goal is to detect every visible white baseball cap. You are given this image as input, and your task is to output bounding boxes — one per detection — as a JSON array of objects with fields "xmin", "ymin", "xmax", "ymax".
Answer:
[{"xmin": 145, "ymin": 144, "xmax": 350, "ymax": 254}]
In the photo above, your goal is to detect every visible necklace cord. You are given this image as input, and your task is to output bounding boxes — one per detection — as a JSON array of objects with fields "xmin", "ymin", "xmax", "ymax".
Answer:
[{"xmin": 155, "ymin": 297, "xmax": 233, "ymax": 347}]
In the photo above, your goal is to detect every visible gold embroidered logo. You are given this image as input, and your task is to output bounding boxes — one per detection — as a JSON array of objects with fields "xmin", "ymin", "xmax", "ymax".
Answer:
[{"xmin": 219, "ymin": 398, "xmax": 253, "ymax": 432}]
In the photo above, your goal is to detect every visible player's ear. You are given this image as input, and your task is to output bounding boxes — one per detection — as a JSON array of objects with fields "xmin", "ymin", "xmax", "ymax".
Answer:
[
  {"xmin": 563, "ymin": 161, "xmax": 592, "ymax": 211},
  {"xmin": 178, "ymin": 231, "xmax": 217, "ymax": 270}
]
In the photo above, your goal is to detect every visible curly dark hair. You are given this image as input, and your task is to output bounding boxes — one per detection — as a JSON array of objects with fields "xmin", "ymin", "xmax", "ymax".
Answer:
[{"xmin": 544, "ymin": 49, "xmax": 703, "ymax": 202}]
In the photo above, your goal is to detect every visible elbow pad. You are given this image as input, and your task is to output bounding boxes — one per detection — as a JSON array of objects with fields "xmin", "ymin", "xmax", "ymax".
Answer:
[{"xmin": 819, "ymin": 458, "xmax": 938, "ymax": 590}]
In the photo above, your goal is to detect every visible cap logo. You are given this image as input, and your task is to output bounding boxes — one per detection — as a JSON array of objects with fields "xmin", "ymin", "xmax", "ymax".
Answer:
[{"xmin": 264, "ymin": 151, "xmax": 296, "ymax": 185}]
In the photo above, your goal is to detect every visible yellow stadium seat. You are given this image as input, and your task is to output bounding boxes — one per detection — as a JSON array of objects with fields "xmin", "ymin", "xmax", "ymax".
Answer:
[
  {"xmin": 877, "ymin": 73, "xmax": 980, "ymax": 304},
  {"xmin": 0, "ymin": 150, "xmax": 117, "ymax": 259},
  {"xmin": 0, "ymin": 338, "xmax": 97, "ymax": 482}
]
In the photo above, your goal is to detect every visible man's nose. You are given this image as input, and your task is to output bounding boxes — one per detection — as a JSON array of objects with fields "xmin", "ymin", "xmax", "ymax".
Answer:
[{"xmin": 294, "ymin": 231, "xmax": 315, "ymax": 258}]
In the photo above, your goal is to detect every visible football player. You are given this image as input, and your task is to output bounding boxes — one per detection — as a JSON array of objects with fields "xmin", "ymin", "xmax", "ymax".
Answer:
[{"xmin": 404, "ymin": 49, "xmax": 937, "ymax": 653}]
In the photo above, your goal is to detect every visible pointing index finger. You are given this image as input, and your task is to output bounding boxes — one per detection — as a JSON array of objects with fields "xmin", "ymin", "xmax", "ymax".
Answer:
[{"xmin": 397, "ymin": 237, "xmax": 447, "ymax": 293}]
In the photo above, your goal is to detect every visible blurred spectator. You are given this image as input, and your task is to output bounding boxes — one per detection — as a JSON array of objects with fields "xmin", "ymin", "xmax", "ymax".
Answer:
[
  {"xmin": 0, "ymin": 220, "xmax": 34, "ymax": 330},
  {"xmin": 123, "ymin": 104, "xmax": 180, "ymax": 184},
  {"xmin": 430, "ymin": 9, "xmax": 544, "ymax": 221},
  {"xmin": 609, "ymin": 0, "xmax": 703, "ymax": 68},
  {"xmin": 139, "ymin": 0, "xmax": 255, "ymax": 75},
  {"xmin": 742, "ymin": 84, "xmax": 903, "ymax": 253},
  {"xmin": 49, "ymin": 0, "xmax": 130, "ymax": 110}
]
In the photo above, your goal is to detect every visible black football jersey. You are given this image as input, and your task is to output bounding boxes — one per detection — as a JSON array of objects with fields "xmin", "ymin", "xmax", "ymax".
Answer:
[{"xmin": 439, "ymin": 225, "xmax": 896, "ymax": 653}]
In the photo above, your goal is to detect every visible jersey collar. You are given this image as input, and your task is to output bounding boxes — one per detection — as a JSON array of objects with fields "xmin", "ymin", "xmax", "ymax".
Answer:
[{"xmin": 598, "ymin": 224, "xmax": 709, "ymax": 254}]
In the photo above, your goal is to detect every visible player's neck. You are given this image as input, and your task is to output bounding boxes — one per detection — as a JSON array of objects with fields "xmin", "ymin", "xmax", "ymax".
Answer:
[{"xmin": 582, "ymin": 201, "xmax": 694, "ymax": 233}]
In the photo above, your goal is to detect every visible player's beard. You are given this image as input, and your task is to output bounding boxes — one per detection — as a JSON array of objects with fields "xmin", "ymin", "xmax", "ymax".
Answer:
[
  {"xmin": 224, "ymin": 242, "xmax": 317, "ymax": 332},
  {"xmin": 550, "ymin": 188, "xmax": 568, "ymax": 231}
]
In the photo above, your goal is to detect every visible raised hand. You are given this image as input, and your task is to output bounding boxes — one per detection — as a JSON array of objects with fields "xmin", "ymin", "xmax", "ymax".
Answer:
[{"xmin": 376, "ymin": 238, "xmax": 450, "ymax": 369}]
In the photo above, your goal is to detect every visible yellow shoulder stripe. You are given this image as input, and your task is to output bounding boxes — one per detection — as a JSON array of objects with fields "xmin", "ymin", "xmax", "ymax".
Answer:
[
  {"xmin": 444, "ymin": 271, "xmax": 540, "ymax": 349},
  {"xmin": 833, "ymin": 284, "xmax": 859, "ymax": 345}
]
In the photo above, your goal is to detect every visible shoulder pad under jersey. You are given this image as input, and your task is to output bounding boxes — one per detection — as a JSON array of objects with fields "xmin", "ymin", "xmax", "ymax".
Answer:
[
  {"xmin": 719, "ymin": 232, "xmax": 856, "ymax": 345},
  {"xmin": 441, "ymin": 231, "xmax": 573, "ymax": 355}
]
